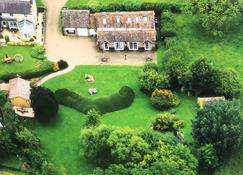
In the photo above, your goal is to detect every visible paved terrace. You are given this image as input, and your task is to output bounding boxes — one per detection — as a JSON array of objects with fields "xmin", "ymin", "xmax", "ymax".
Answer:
[{"xmin": 43, "ymin": 0, "xmax": 155, "ymax": 65}]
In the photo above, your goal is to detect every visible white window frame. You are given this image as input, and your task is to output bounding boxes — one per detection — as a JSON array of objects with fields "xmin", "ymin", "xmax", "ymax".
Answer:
[
  {"xmin": 144, "ymin": 41, "xmax": 152, "ymax": 51},
  {"xmin": 128, "ymin": 42, "xmax": 138, "ymax": 51},
  {"xmin": 66, "ymin": 29, "xmax": 76, "ymax": 34},
  {"xmin": 103, "ymin": 42, "xmax": 109, "ymax": 50},
  {"xmin": 102, "ymin": 18, "xmax": 107, "ymax": 25},
  {"xmin": 127, "ymin": 18, "xmax": 131, "ymax": 23},
  {"xmin": 114, "ymin": 42, "xmax": 124, "ymax": 51},
  {"xmin": 143, "ymin": 16, "xmax": 148, "ymax": 22},
  {"xmin": 116, "ymin": 17, "xmax": 120, "ymax": 23},
  {"xmin": 135, "ymin": 17, "xmax": 140, "ymax": 23}
]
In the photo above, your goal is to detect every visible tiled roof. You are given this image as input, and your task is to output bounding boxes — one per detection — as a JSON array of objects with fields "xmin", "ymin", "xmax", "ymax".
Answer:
[
  {"xmin": 62, "ymin": 10, "xmax": 90, "ymax": 28},
  {"xmin": 0, "ymin": 0, "xmax": 31, "ymax": 14},
  {"xmin": 8, "ymin": 77, "xmax": 31, "ymax": 100},
  {"xmin": 97, "ymin": 30, "xmax": 156, "ymax": 42}
]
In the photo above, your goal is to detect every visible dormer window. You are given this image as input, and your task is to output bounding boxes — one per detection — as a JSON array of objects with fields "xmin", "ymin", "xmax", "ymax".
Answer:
[
  {"xmin": 143, "ymin": 16, "xmax": 148, "ymax": 22},
  {"xmin": 127, "ymin": 18, "xmax": 131, "ymax": 23},
  {"xmin": 102, "ymin": 18, "xmax": 107, "ymax": 25},
  {"xmin": 135, "ymin": 17, "xmax": 140, "ymax": 22},
  {"xmin": 116, "ymin": 17, "xmax": 120, "ymax": 23}
]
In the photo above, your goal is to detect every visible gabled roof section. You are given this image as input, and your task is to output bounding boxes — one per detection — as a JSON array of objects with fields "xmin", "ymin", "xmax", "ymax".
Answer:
[
  {"xmin": 0, "ymin": 0, "xmax": 32, "ymax": 15},
  {"xmin": 62, "ymin": 10, "xmax": 90, "ymax": 28},
  {"xmin": 8, "ymin": 77, "xmax": 31, "ymax": 100}
]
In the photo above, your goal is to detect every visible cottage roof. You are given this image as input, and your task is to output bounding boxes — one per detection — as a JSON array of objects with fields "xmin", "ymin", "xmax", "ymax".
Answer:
[
  {"xmin": 8, "ymin": 77, "xmax": 31, "ymax": 100},
  {"xmin": 62, "ymin": 10, "xmax": 90, "ymax": 28},
  {"xmin": 0, "ymin": 0, "xmax": 32, "ymax": 14},
  {"xmin": 94, "ymin": 11, "xmax": 155, "ymax": 29},
  {"xmin": 0, "ymin": 83, "xmax": 9, "ymax": 91},
  {"xmin": 97, "ymin": 30, "xmax": 156, "ymax": 43}
]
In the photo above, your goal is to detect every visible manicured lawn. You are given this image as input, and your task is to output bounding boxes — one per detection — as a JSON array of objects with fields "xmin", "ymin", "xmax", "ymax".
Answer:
[
  {"xmin": 66, "ymin": 0, "xmax": 188, "ymax": 9},
  {"xmin": 36, "ymin": 0, "xmax": 44, "ymax": 8},
  {"xmin": 0, "ymin": 46, "xmax": 52, "ymax": 80},
  {"xmin": 34, "ymin": 65, "xmax": 196, "ymax": 174},
  {"xmin": 157, "ymin": 14, "xmax": 243, "ymax": 175}
]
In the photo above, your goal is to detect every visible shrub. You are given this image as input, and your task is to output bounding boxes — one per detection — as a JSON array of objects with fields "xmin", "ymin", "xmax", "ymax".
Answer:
[
  {"xmin": 4, "ymin": 35, "xmax": 9, "ymax": 43},
  {"xmin": 139, "ymin": 70, "xmax": 170, "ymax": 94},
  {"xmin": 0, "ymin": 91, "xmax": 7, "ymax": 106},
  {"xmin": 57, "ymin": 59, "xmax": 68, "ymax": 70},
  {"xmin": 192, "ymin": 99, "xmax": 243, "ymax": 159},
  {"xmin": 150, "ymin": 89, "xmax": 180, "ymax": 109},
  {"xmin": 14, "ymin": 54, "xmax": 24, "ymax": 63},
  {"xmin": 151, "ymin": 113, "xmax": 184, "ymax": 135},
  {"xmin": 31, "ymin": 86, "xmax": 59, "ymax": 123},
  {"xmin": 31, "ymin": 45, "xmax": 46, "ymax": 60},
  {"xmin": 143, "ymin": 62, "xmax": 158, "ymax": 72},
  {"xmin": 55, "ymin": 86, "xmax": 135, "ymax": 115},
  {"xmin": 84, "ymin": 109, "xmax": 101, "ymax": 128},
  {"xmin": 160, "ymin": 11, "xmax": 176, "ymax": 38}
]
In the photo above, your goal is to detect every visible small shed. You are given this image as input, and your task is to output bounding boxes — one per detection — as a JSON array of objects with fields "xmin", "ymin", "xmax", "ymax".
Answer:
[{"xmin": 197, "ymin": 97, "xmax": 225, "ymax": 109}]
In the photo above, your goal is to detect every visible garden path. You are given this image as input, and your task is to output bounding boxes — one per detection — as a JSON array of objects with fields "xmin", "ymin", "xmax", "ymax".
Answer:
[
  {"xmin": 43, "ymin": 0, "xmax": 154, "ymax": 65},
  {"xmin": 35, "ymin": 64, "xmax": 75, "ymax": 86}
]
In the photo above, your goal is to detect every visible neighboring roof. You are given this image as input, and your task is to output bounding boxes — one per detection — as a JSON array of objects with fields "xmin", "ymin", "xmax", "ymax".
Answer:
[
  {"xmin": 197, "ymin": 97, "xmax": 225, "ymax": 109},
  {"xmin": 97, "ymin": 30, "xmax": 156, "ymax": 42},
  {"xmin": 62, "ymin": 10, "xmax": 90, "ymax": 28},
  {"xmin": 8, "ymin": 77, "xmax": 31, "ymax": 100},
  {"xmin": 94, "ymin": 11, "xmax": 155, "ymax": 29},
  {"xmin": 0, "ymin": 83, "xmax": 9, "ymax": 91},
  {"xmin": 0, "ymin": 0, "xmax": 32, "ymax": 14}
]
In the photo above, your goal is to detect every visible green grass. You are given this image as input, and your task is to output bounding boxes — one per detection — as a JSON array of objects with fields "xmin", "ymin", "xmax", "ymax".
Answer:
[
  {"xmin": 0, "ymin": 169, "xmax": 25, "ymax": 175},
  {"xmin": 34, "ymin": 65, "xmax": 196, "ymax": 174},
  {"xmin": 36, "ymin": 0, "xmax": 44, "ymax": 8},
  {"xmin": 0, "ymin": 46, "xmax": 52, "ymax": 80},
  {"xmin": 157, "ymin": 13, "xmax": 243, "ymax": 175},
  {"xmin": 66, "ymin": 0, "xmax": 188, "ymax": 9}
]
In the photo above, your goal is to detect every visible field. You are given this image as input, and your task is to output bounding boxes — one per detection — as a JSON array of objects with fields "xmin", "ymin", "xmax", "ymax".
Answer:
[
  {"xmin": 157, "ymin": 13, "xmax": 243, "ymax": 175},
  {"xmin": 66, "ymin": 0, "xmax": 188, "ymax": 9},
  {"xmin": 34, "ymin": 65, "xmax": 196, "ymax": 175}
]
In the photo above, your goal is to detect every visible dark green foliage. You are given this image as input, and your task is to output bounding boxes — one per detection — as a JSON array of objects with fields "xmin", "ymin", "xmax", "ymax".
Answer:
[
  {"xmin": 190, "ymin": 0, "xmax": 241, "ymax": 36},
  {"xmin": 151, "ymin": 113, "xmax": 184, "ymax": 135},
  {"xmin": 214, "ymin": 70, "xmax": 241, "ymax": 99},
  {"xmin": 57, "ymin": 59, "xmax": 69, "ymax": 70},
  {"xmin": 197, "ymin": 144, "xmax": 219, "ymax": 173},
  {"xmin": 55, "ymin": 86, "xmax": 135, "ymax": 114},
  {"xmin": 31, "ymin": 45, "xmax": 46, "ymax": 60},
  {"xmin": 150, "ymin": 89, "xmax": 180, "ymax": 109},
  {"xmin": 84, "ymin": 109, "xmax": 101, "ymax": 128},
  {"xmin": 0, "ymin": 91, "xmax": 7, "ymax": 106},
  {"xmin": 192, "ymin": 100, "xmax": 243, "ymax": 159},
  {"xmin": 0, "ymin": 129, "xmax": 16, "ymax": 155},
  {"xmin": 142, "ymin": 62, "xmax": 158, "ymax": 72},
  {"xmin": 160, "ymin": 11, "xmax": 176, "ymax": 38},
  {"xmin": 0, "ymin": 61, "xmax": 54, "ymax": 82},
  {"xmin": 31, "ymin": 86, "xmax": 59, "ymax": 123},
  {"xmin": 4, "ymin": 35, "xmax": 9, "ymax": 42},
  {"xmin": 139, "ymin": 70, "xmax": 170, "ymax": 94},
  {"xmin": 81, "ymin": 125, "xmax": 198, "ymax": 175}
]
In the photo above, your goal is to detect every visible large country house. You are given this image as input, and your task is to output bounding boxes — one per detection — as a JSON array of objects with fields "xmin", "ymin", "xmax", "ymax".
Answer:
[
  {"xmin": 0, "ymin": 0, "xmax": 37, "ymax": 39},
  {"xmin": 62, "ymin": 10, "xmax": 156, "ymax": 51}
]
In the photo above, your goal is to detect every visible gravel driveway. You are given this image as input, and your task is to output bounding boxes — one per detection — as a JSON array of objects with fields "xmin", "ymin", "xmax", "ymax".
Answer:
[{"xmin": 44, "ymin": 0, "xmax": 155, "ymax": 65}]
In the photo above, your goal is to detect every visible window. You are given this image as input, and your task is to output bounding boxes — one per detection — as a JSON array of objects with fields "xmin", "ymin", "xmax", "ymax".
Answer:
[
  {"xmin": 114, "ymin": 42, "xmax": 124, "ymax": 51},
  {"xmin": 127, "ymin": 18, "xmax": 131, "ymax": 23},
  {"xmin": 103, "ymin": 42, "xmax": 109, "ymax": 50},
  {"xmin": 144, "ymin": 41, "xmax": 152, "ymax": 50},
  {"xmin": 116, "ymin": 17, "xmax": 120, "ymax": 23},
  {"xmin": 128, "ymin": 42, "xmax": 138, "ymax": 50},
  {"xmin": 135, "ymin": 17, "xmax": 140, "ymax": 22},
  {"xmin": 67, "ymin": 29, "xmax": 75, "ymax": 34},
  {"xmin": 143, "ymin": 16, "xmax": 148, "ymax": 22},
  {"xmin": 102, "ymin": 18, "xmax": 107, "ymax": 25}
]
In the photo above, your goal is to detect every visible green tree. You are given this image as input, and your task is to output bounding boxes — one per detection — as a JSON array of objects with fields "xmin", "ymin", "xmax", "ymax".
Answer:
[
  {"xmin": 0, "ymin": 91, "xmax": 7, "ymax": 106},
  {"xmin": 142, "ymin": 62, "xmax": 158, "ymax": 72},
  {"xmin": 31, "ymin": 86, "xmax": 59, "ymax": 123},
  {"xmin": 0, "ymin": 129, "xmax": 16, "ymax": 155},
  {"xmin": 84, "ymin": 109, "xmax": 101, "ymax": 128},
  {"xmin": 192, "ymin": 100, "xmax": 243, "ymax": 159},
  {"xmin": 139, "ymin": 70, "xmax": 170, "ymax": 94},
  {"xmin": 190, "ymin": 0, "xmax": 241, "ymax": 36}
]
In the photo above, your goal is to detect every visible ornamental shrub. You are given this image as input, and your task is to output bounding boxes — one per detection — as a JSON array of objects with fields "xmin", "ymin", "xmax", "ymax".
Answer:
[
  {"xmin": 151, "ymin": 113, "xmax": 184, "ymax": 134},
  {"xmin": 84, "ymin": 109, "xmax": 101, "ymax": 128},
  {"xmin": 31, "ymin": 45, "xmax": 46, "ymax": 60},
  {"xmin": 143, "ymin": 62, "xmax": 158, "ymax": 72},
  {"xmin": 55, "ymin": 86, "xmax": 135, "ymax": 115},
  {"xmin": 150, "ymin": 89, "xmax": 180, "ymax": 109},
  {"xmin": 57, "ymin": 59, "xmax": 68, "ymax": 70},
  {"xmin": 139, "ymin": 70, "xmax": 170, "ymax": 94}
]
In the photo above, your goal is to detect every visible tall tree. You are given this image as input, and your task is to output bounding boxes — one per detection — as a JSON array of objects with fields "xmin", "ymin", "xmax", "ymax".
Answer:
[{"xmin": 190, "ymin": 0, "xmax": 241, "ymax": 36}]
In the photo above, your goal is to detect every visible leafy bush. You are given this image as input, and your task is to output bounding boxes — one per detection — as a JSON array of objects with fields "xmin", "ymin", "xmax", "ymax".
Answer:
[
  {"xmin": 0, "ymin": 91, "xmax": 7, "ymax": 106},
  {"xmin": 4, "ymin": 35, "xmax": 9, "ymax": 43},
  {"xmin": 160, "ymin": 11, "xmax": 176, "ymax": 38},
  {"xmin": 31, "ymin": 86, "xmax": 59, "ymax": 123},
  {"xmin": 151, "ymin": 113, "xmax": 183, "ymax": 134},
  {"xmin": 31, "ymin": 45, "xmax": 46, "ymax": 60},
  {"xmin": 55, "ymin": 86, "xmax": 135, "ymax": 114},
  {"xmin": 143, "ymin": 62, "xmax": 158, "ymax": 72},
  {"xmin": 192, "ymin": 99, "xmax": 243, "ymax": 159},
  {"xmin": 139, "ymin": 70, "xmax": 170, "ymax": 94},
  {"xmin": 84, "ymin": 109, "xmax": 101, "ymax": 128},
  {"xmin": 57, "ymin": 59, "xmax": 68, "ymax": 70},
  {"xmin": 150, "ymin": 89, "xmax": 180, "ymax": 109}
]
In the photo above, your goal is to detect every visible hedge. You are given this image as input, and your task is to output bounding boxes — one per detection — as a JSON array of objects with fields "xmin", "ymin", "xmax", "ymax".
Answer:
[
  {"xmin": 0, "ymin": 61, "xmax": 54, "ymax": 82},
  {"xmin": 55, "ymin": 86, "xmax": 135, "ymax": 114}
]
